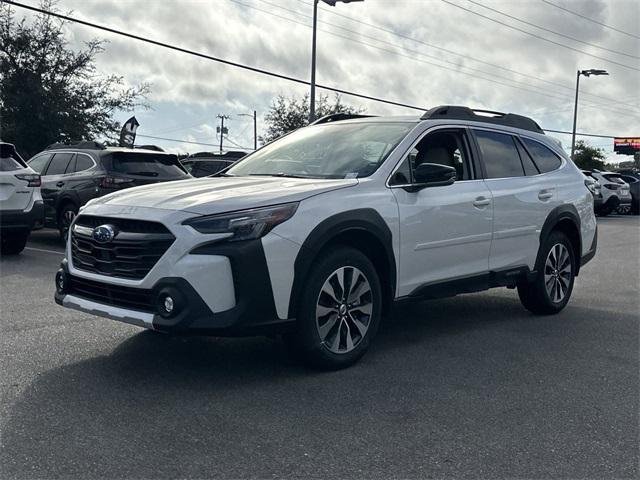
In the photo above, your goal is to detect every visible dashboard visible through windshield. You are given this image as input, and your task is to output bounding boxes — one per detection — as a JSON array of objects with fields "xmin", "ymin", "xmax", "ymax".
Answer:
[{"xmin": 226, "ymin": 122, "xmax": 415, "ymax": 179}]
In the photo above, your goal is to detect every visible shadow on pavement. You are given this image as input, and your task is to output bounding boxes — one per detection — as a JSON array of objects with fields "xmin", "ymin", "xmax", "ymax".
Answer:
[{"xmin": 1, "ymin": 295, "xmax": 637, "ymax": 479}]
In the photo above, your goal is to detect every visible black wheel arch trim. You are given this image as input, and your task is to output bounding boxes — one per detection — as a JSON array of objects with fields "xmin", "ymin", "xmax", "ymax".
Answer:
[
  {"xmin": 538, "ymin": 204, "xmax": 583, "ymax": 274},
  {"xmin": 287, "ymin": 208, "xmax": 396, "ymax": 319}
]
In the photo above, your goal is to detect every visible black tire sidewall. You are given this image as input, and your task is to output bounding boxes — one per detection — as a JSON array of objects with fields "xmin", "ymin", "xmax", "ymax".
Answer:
[
  {"xmin": 535, "ymin": 231, "xmax": 576, "ymax": 312},
  {"xmin": 58, "ymin": 203, "xmax": 78, "ymax": 240},
  {"xmin": 0, "ymin": 229, "xmax": 29, "ymax": 255},
  {"xmin": 294, "ymin": 247, "xmax": 383, "ymax": 369}
]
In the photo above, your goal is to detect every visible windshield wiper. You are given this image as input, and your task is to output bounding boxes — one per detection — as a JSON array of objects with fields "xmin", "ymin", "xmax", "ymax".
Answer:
[
  {"xmin": 128, "ymin": 171, "xmax": 159, "ymax": 177},
  {"xmin": 248, "ymin": 173, "xmax": 312, "ymax": 179}
]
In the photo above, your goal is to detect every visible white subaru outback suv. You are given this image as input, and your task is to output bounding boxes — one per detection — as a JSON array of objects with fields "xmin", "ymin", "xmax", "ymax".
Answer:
[{"xmin": 55, "ymin": 106, "xmax": 597, "ymax": 369}]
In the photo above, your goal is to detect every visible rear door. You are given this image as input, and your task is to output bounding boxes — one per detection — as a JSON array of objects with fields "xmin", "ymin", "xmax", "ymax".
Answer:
[
  {"xmin": 0, "ymin": 145, "xmax": 34, "ymax": 211},
  {"xmin": 40, "ymin": 152, "xmax": 75, "ymax": 224},
  {"xmin": 473, "ymin": 129, "xmax": 560, "ymax": 271}
]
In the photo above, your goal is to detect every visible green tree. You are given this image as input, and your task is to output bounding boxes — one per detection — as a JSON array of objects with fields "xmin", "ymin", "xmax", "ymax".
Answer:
[
  {"xmin": 0, "ymin": 1, "xmax": 150, "ymax": 158},
  {"xmin": 260, "ymin": 93, "xmax": 364, "ymax": 144},
  {"xmin": 572, "ymin": 140, "xmax": 608, "ymax": 170}
]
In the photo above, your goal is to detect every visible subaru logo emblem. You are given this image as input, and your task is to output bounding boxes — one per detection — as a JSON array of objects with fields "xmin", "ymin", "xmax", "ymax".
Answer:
[{"xmin": 92, "ymin": 224, "xmax": 117, "ymax": 244}]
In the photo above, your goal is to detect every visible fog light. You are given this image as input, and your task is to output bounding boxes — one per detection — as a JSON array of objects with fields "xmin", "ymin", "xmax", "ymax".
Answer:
[
  {"xmin": 55, "ymin": 270, "xmax": 66, "ymax": 294},
  {"xmin": 163, "ymin": 296, "xmax": 174, "ymax": 314}
]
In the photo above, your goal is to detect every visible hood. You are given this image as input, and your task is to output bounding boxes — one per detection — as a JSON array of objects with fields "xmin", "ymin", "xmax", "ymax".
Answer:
[{"xmin": 89, "ymin": 176, "xmax": 358, "ymax": 215}]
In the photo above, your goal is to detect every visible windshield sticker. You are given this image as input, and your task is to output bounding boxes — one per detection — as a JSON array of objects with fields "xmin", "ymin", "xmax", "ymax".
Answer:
[{"xmin": 344, "ymin": 173, "xmax": 359, "ymax": 179}]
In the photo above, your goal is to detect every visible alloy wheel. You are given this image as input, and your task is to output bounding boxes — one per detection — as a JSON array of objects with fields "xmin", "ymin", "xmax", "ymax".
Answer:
[
  {"xmin": 544, "ymin": 243, "xmax": 572, "ymax": 303},
  {"xmin": 315, "ymin": 266, "xmax": 373, "ymax": 354}
]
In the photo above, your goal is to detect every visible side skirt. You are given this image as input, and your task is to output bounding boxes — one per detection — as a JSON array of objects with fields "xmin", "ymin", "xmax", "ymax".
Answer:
[{"xmin": 398, "ymin": 266, "xmax": 533, "ymax": 302}]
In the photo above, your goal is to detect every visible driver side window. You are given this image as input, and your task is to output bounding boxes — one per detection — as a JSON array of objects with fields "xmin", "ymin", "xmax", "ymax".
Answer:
[{"xmin": 390, "ymin": 128, "xmax": 473, "ymax": 185}]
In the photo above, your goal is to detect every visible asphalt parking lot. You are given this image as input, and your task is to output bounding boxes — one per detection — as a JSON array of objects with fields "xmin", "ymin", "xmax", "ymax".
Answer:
[{"xmin": 1, "ymin": 216, "xmax": 638, "ymax": 479}]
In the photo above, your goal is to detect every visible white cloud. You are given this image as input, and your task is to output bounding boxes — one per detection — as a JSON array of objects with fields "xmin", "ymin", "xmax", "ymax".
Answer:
[{"xmin": 18, "ymin": 0, "xmax": 640, "ymax": 160}]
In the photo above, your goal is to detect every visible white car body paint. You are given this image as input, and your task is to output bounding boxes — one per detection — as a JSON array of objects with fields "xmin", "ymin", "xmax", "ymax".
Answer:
[{"xmin": 57, "ymin": 116, "xmax": 597, "ymax": 331}]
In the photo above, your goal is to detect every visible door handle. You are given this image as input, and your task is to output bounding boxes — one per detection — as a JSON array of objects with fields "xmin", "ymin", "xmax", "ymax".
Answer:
[
  {"xmin": 56, "ymin": 181, "xmax": 65, "ymax": 187},
  {"xmin": 473, "ymin": 196, "xmax": 491, "ymax": 208},
  {"xmin": 538, "ymin": 190, "xmax": 553, "ymax": 201}
]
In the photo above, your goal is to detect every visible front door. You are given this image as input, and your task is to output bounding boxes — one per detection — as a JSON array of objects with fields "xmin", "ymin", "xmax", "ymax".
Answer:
[{"xmin": 389, "ymin": 127, "xmax": 494, "ymax": 297}]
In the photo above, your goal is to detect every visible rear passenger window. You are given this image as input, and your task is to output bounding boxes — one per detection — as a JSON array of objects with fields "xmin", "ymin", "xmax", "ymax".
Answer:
[
  {"xmin": 28, "ymin": 153, "xmax": 51, "ymax": 173},
  {"xmin": 474, "ymin": 130, "xmax": 524, "ymax": 178},
  {"xmin": 521, "ymin": 138, "xmax": 562, "ymax": 173},
  {"xmin": 75, "ymin": 155, "xmax": 94, "ymax": 172},
  {"xmin": 44, "ymin": 153, "xmax": 74, "ymax": 175},
  {"xmin": 515, "ymin": 138, "xmax": 540, "ymax": 176}
]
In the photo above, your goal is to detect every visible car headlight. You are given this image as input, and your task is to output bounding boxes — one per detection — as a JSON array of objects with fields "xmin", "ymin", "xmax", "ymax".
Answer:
[{"xmin": 183, "ymin": 202, "xmax": 299, "ymax": 241}]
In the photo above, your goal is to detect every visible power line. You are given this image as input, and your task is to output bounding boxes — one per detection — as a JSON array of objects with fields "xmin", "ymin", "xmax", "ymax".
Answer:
[
  {"xmin": 238, "ymin": 0, "xmax": 578, "ymax": 104},
  {"xmin": 2, "ymin": 0, "xmax": 421, "ymax": 112},
  {"xmin": 137, "ymin": 134, "xmax": 222, "ymax": 148},
  {"xmin": 540, "ymin": 0, "xmax": 640, "ymax": 40},
  {"xmin": 294, "ymin": 0, "xmax": 639, "ymax": 109},
  {"xmin": 4, "ymin": 1, "xmax": 633, "ymax": 140},
  {"xmin": 467, "ymin": 0, "xmax": 639, "ymax": 59},
  {"xmin": 440, "ymin": 0, "xmax": 640, "ymax": 72},
  {"xmin": 253, "ymin": 0, "xmax": 638, "ymax": 118}
]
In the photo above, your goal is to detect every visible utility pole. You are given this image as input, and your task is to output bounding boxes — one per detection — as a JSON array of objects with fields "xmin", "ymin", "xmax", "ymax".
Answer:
[
  {"xmin": 216, "ymin": 114, "xmax": 229, "ymax": 153},
  {"xmin": 253, "ymin": 110, "xmax": 257, "ymax": 150}
]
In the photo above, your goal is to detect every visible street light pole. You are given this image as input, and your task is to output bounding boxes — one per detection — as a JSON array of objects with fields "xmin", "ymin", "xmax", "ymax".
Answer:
[
  {"xmin": 570, "ymin": 68, "xmax": 609, "ymax": 161},
  {"xmin": 237, "ymin": 111, "xmax": 257, "ymax": 150},
  {"xmin": 570, "ymin": 70, "xmax": 581, "ymax": 162},
  {"xmin": 308, "ymin": 0, "xmax": 363, "ymax": 124},
  {"xmin": 309, "ymin": 0, "xmax": 319, "ymax": 123}
]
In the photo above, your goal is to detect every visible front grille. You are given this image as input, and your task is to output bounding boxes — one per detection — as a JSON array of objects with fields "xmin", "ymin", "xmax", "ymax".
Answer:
[
  {"xmin": 71, "ymin": 215, "xmax": 175, "ymax": 280},
  {"xmin": 67, "ymin": 275, "xmax": 155, "ymax": 313}
]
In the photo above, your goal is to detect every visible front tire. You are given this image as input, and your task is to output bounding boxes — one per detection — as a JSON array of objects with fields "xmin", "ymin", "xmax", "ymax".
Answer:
[
  {"xmin": 285, "ymin": 246, "xmax": 382, "ymax": 370},
  {"xmin": 518, "ymin": 231, "xmax": 576, "ymax": 315},
  {"xmin": 58, "ymin": 203, "xmax": 78, "ymax": 242},
  {"xmin": 0, "ymin": 229, "xmax": 29, "ymax": 255}
]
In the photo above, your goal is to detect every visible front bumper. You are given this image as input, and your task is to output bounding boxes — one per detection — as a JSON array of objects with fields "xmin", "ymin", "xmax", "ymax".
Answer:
[
  {"xmin": 55, "ymin": 238, "xmax": 295, "ymax": 336},
  {"xmin": 0, "ymin": 200, "xmax": 44, "ymax": 230}
]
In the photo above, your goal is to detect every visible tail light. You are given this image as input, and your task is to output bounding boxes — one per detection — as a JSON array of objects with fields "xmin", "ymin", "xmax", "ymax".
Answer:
[
  {"xmin": 603, "ymin": 184, "xmax": 619, "ymax": 190},
  {"xmin": 15, "ymin": 173, "xmax": 41, "ymax": 187},
  {"xmin": 100, "ymin": 176, "xmax": 135, "ymax": 188}
]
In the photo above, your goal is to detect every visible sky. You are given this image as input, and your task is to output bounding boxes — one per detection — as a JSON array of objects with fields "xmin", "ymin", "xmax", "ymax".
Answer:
[{"xmin": 14, "ymin": 0, "xmax": 640, "ymax": 161}]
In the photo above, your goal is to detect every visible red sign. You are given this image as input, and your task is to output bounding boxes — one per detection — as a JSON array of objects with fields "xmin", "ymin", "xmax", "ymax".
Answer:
[{"xmin": 614, "ymin": 137, "xmax": 640, "ymax": 155}]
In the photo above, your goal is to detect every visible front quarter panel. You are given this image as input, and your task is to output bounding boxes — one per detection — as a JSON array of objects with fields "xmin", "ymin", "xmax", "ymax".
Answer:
[{"xmin": 263, "ymin": 179, "xmax": 400, "ymax": 319}]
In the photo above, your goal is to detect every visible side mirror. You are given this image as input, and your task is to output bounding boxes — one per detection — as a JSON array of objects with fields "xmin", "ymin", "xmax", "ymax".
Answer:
[{"xmin": 413, "ymin": 163, "xmax": 457, "ymax": 188}]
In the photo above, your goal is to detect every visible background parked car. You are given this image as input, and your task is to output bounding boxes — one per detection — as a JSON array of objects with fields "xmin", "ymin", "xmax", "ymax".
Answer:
[
  {"xmin": 0, "ymin": 142, "xmax": 44, "ymax": 254},
  {"xmin": 588, "ymin": 170, "xmax": 632, "ymax": 216},
  {"xmin": 180, "ymin": 151, "xmax": 247, "ymax": 177},
  {"xmin": 616, "ymin": 173, "xmax": 639, "ymax": 215},
  {"xmin": 27, "ymin": 141, "xmax": 191, "ymax": 239},
  {"xmin": 582, "ymin": 170, "xmax": 603, "ymax": 213}
]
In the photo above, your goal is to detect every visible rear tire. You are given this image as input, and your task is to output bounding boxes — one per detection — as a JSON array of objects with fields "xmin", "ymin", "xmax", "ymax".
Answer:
[
  {"xmin": 284, "ymin": 246, "xmax": 382, "ymax": 370},
  {"xmin": 58, "ymin": 203, "xmax": 78, "ymax": 243},
  {"xmin": 0, "ymin": 229, "xmax": 29, "ymax": 255},
  {"xmin": 518, "ymin": 231, "xmax": 576, "ymax": 315}
]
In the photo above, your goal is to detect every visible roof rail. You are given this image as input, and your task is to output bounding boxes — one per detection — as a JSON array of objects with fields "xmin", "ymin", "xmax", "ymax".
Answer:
[
  {"xmin": 421, "ymin": 105, "xmax": 544, "ymax": 134},
  {"xmin": 46, "ymin": 140, "xmax": 106, "ymax": 150},
  {"xmin": 310, "ymin": 113, "xmax": 376, "ymax": 125}
]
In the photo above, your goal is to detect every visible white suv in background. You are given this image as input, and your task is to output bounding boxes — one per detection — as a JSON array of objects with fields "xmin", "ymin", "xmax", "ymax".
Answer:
[
  {"xmin": 589, "ymin": 170, "xmax": 632, "ymax": 216},
  {"xmin": 55, "ymin": 106, "xmax": 597, "ymax": 369},
  {"xmin": 0, "ymin": 143, "xmax": 44, "ymax": 254}
]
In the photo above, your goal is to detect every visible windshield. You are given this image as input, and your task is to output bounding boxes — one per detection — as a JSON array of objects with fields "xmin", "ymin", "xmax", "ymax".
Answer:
[
  {"xmin": 227, "ymin": 122, "xmax": 415, "ymax": 179},
  {"xmin": 106, "ymin": 152, "xmax": 189, "ymax": 178}
]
